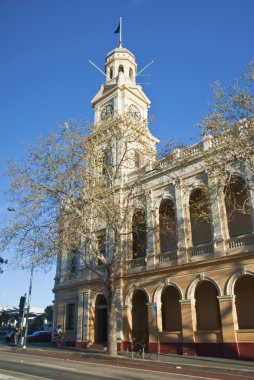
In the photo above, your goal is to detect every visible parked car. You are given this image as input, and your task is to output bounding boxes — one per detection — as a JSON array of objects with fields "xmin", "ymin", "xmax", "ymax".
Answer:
[
  {"xmin": 26, "ymin": 331, "xmax": 52, "ymax": 343},
  {"xmin": 4, "ymin": 331, "xmax": 14, "ymax": 342}
]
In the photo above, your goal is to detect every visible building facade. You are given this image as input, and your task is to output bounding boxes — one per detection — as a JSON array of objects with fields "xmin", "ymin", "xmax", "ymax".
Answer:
[{"xmin": 53, "ymin": 42, "xmax": 254, "ymax": 360}]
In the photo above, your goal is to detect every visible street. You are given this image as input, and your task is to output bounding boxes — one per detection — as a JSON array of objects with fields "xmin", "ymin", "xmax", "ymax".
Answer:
[{"xmin": 0, "ymin": 350, "xmax": 254, "ymax": 380}]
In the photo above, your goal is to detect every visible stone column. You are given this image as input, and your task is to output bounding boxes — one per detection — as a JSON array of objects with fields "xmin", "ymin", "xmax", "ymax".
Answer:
[
  {"xmin": 76, "ymin": 292, "xmax": 84, "ymax": 345},
  {"xmin": 217, "ymin": 295, "xmax": 238, "ymax": 359},
  {"xmin": 54, "ymin": 255, "xmax": 62, "ymax": 286},
  {"xmin": 116, "ymin": 287, "xmax": 123, "ymax": 350},
  {"xmin": 59, "ymin": 252, "xmax": 68, "ymax": 278},
  {"xmin": 180, "ymin": 299, "xmax": 196, "ymax": 356},
  {"xmin": 52, "ymin": 294, "xmax": 59, "ymax": 338},
  {"xmin": 122, "ymin": 305, "xmax": 132, "ymax": 350},
  {"xmin": 175, "ymin": 184, "xmax": 189, "ymax": 264},
  {"xmin": 147, "ymin": 302, "xmax": 158, "ymax": 353},
  {"xmin": 83, "ymin": 290, "xmax": 90, "ymax": 347},
  {"xmin": 245, "ymin": 171, "xmax": 254, "ymax": 232},
  {"xmin": 146, "ymin": 191, "xmax": 156, "ymax": 268},
  {"xmin": 208, "ymin": 174, "xmax": 228, "ymax": 256},
  {"xmin": 156, "ymin": 301, "xmax": 162, "ymax": 333}
]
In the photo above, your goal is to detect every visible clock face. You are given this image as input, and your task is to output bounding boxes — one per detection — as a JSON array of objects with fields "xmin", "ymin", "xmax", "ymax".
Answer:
[
  {"xmin": 100, "ymin": 104, "xmax": 114, "ymax": 120},
  {"xmin": 129, "ymin": 104, "xmax": 141, "ymax": 120}
]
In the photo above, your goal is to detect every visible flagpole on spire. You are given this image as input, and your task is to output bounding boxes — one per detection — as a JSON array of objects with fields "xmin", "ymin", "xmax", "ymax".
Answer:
[
  {"xmin": 114, "ymin": 17, "xmax": 123, "ymax": 47},
  {"xmin": 119, "ymin": 17, "xmax": 122, "ymax": 47}
]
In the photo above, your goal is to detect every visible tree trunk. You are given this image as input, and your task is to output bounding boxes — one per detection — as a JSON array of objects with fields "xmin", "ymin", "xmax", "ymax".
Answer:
[{"xmin": 106, "ymin": 274, "xmax": 118, "ymax": 356}]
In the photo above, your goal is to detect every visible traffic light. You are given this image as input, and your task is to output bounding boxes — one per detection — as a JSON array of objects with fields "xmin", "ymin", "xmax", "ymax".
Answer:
[{"xmin": 19, "ymin": 296, "xmax": 26, "ymax": 317}]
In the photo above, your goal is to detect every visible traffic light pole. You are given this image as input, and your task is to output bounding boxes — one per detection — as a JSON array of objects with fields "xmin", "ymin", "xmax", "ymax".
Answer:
[{"xmin": 23, "ymin": 263, "xmax": 34, "ymax": 349}]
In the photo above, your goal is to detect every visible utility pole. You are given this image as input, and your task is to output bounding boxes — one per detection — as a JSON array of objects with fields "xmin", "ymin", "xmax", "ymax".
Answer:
[{"xmin": 23, "ymin": 262, "xmax": 34, "ymax": 348}]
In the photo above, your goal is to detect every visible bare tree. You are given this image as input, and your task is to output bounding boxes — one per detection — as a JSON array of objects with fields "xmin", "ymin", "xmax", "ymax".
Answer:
[
  {"xmin": 0, "ymin": 115, "xmax": 158, "ymax": 355},
  {"xmin": 198, "ymin": 60, "xmax": 254, "ymax": 204}
]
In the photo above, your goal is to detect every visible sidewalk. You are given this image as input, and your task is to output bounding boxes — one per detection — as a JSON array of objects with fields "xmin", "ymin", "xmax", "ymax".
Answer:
[{"xmin": 1, "ymin": 342, "xmax": 254, "ymax": 378}]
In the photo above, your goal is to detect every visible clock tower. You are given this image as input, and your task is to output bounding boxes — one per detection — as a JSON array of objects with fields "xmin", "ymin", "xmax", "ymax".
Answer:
[
  {"xmin": 91, "ymin": 42, "xmax": 159, "ymax": 174},
  {"xmin": 91, "ymin": 45, "xmax": 152, "ymax": 123}
]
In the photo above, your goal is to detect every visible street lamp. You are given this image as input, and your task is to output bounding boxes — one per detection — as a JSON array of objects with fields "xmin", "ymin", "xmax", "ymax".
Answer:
[{"xmin": 7, "ymin": 207, "xmax": 35, "ymax": 349}]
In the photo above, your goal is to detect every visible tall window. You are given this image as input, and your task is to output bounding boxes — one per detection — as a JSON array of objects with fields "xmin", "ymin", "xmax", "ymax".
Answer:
[
  {"xmin": 134, "ymin": 151, "xmax": 142, "ymax": 168},
  {"xmin": 129, "ymin": 68, "xmax": 133, "ymax": 79},
  {"xmin": 102, "ymin": 150, "xmax": 112, "ymax": 175},
  {"xmin": 70, "ymin": 249, "xmax": 78, "ymax": 273},
  {"xmin": 189, "ymin": 188, "xmax": 213, "ymax": 246},
  {"xmin": 225, "ymin": 176, "xmax": 252, "ymax": 237},
  {"xmin": 132, "ymin": 209, "xmax": 147, "ymax": 258},
  {"xmin": 97, "ymin": 229, "xmax": 106, "ymax": 266},
  {"xmin": 118, "ymin": 65, "xmax": 124, "ymax": 73},
  {"xmin": 159, "ymin": 199, "xmax": 177, "ymax": 253},
  {"xmin": 66, "ymin": 303, "xmax": 75, "ymax": 331},
  {"xmin": 109, "ymin": 66, "xmax": 113, "ymax": 79}
]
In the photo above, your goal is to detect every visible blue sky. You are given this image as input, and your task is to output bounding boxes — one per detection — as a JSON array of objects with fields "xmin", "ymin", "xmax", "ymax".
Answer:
[{"xmin": 0, "ymin": 0, "xmax": 254, "ymax": 309}]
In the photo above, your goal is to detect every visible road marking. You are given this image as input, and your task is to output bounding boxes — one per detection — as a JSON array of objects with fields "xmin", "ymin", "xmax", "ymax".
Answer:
[
  {"xmin": 32, "ymin": 360, "xmax": 222, "ymax": 379},
  {"xmin": 33, "ymin": 362, "xmax": 77, "ymax": 372},
  {"xmin": 0, "ymin": 369, "xmax": 49, "ymax": 380},
  {"xmin": 67, "ymin": 360, "xmax": 223, "ymax": 380}
]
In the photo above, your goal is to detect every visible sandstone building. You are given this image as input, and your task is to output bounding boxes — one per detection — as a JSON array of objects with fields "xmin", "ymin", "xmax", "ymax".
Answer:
[{"xmin": 53, "ymin": 41, "xmax": 254, "ymax": 360}]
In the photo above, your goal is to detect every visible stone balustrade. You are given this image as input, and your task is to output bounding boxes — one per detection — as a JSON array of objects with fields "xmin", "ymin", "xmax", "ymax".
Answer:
[
  {"xmin": 188, "ymin": 243, "xmax": 214, "ymax": 258},
  {"xmin": 157, "ymin": 250, "xmax": 178, "ymax": 264},
  {"xmin": 227, "ymin": 233, "xmax": 254, "ymax": 249}
]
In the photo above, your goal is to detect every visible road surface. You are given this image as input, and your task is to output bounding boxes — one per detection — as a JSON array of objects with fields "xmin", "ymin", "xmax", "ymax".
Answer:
[{"xmin": 0, "ymin": 350, "xmax": 253, "ymax": 380}]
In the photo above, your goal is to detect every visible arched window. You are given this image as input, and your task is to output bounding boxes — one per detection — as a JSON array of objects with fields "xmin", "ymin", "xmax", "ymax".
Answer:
[
  {"xmin": 189, "ymin": 188, "xmax": 213, "ymax": 246},
  {"xmin": 195, "ymin": 281, "xmax": 221, "ymax": 330},
  {"xmin": 132, "ymin": 209, "xmax": 147, "ymax": 258},
  {"xmin": 162, "ymin": 286, "xmax": 182, "ymax": 331},
  {"xmin": 129, "ymin": 68, "xmax": 133, "ymax": 80},
  {"xmin": 159, "ymin": 199, "xmax": 177, "ymax": 253},
  {"xmin": 225, "ymin": 176, "xmax": 252, "ymax": 237},
  {"xmin": 102, "ymin": 150, "xmax": 112, "ymax": 175},
  {"xmin": 235, "ymin": 275, "xmax": 254, "ymax": 329},
  {"xmin": 97, "ymin": 229, "xmax": 106, "ymax": 266},
  {"xmin": 118, "ymin": 65, "xmax": 124, "ymax": 73},
  {"xmin": 109, "ymin": 66, "xmax": 113, "ymax": 79},
  {"xmin": 134, "ymin": 151, "xmax": 142, "ymax": 168}
]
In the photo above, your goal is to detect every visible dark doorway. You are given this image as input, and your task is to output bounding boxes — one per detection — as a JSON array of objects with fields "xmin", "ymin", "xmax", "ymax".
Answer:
[
  {"xmin": 95, "ymin": 294, "xmax": 108, "ymax": 343},
  {"xmin": 132, "ymin": 290, "xmax": 149, "ymax": 348}
]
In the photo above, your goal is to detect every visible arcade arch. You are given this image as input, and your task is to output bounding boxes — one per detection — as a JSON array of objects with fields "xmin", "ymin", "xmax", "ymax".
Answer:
[
  {"xmin": 234, "ymin": 274, "xmax": 254, "ymax": 329},
  {"xmin": 195, "ymin": 281, "xmax": 221, "ymax": 330},
  {"xmin": 94, "ymin": 294, "xmax": 108, "ymax": 343}
]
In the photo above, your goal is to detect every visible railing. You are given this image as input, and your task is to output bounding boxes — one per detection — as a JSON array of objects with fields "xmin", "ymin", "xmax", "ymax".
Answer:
[
  {"xmin": 127, "ymin": 234, "xmax": 254, "ymax": 270},
  {"xmin": 178, "ymin": 142, "xmax": 203, "ymax": 159},
  {"xmin": 129, "ymin": 257, "xmax": 147, "ymax": 269},
  {"xmin": 154, "ymin": 142, "xmax": 204, "ymax": 172},
  {"xmin": 227, "ymin": 234, "xmax": 254, "ymax": 249},
  {"xmin": 158, "ymin": 250, "xmax": 178, "ymax": 263},
  {"xmin": 188, "ymin": 242, "xmax": 214, "ymax": 257},
  {"xmin": 211, "ymin": 136, "xmax": 221, "ymax": 148},
  {"xmin": 128, "ymin": 140, "xmax": 207, "ymax": 179}
]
